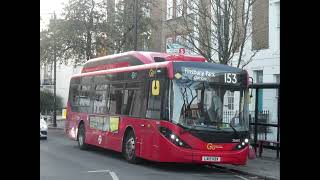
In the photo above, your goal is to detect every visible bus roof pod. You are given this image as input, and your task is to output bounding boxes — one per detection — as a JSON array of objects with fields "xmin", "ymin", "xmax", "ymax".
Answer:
[{"xmin": 81, "ymin": 51, "xmax": 207, "ymax": 73}]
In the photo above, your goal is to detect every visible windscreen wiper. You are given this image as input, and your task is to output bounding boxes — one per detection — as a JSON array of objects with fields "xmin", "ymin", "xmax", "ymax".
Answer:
[
  {"xmin": 178, "ymin": 123, "xmax": 197, "ymax": 134},
  {"xmin": 211, "ymin": 121, "xmax": 238, "ymax": 134}
]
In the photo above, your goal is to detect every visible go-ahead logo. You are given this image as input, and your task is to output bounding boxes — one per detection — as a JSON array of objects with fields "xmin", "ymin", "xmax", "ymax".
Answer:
[{"xmin": 207, "ymin": 143, "xmax": 223, "ymax": 150}]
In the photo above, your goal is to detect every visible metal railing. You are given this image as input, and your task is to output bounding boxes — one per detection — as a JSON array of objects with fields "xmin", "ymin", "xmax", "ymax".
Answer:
[{"xmin": 40, "ymin": 79, "xmax": 54, "ymax": 86}]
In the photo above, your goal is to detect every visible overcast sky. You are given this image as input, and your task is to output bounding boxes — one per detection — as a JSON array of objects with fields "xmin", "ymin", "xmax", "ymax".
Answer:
[{"xmin": 40, "ymin": 0, "xmax": 67, "ymax": 30}]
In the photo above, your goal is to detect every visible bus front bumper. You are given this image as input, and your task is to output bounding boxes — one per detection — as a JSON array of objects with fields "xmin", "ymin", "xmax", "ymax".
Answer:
[{"xmin": 158, "ymin": 145, "xmax": 249, "ymax": 165}]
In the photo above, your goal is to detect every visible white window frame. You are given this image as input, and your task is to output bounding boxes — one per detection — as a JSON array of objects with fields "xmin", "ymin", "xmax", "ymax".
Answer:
[
  {"xmin": 274, "ymin": 74, "xmax": 280, "ymax": 98},
  {"xmin": 186, "ymin": 0, "xmax": 195, "ymax": 14},
  {"xmin": 167, "ymin": 0, "xmax": 173, "ymax": 20},
  {"xmin": 176, "ymin": 0, "xmax": 183, "ymax": 17},
  {"xmin": 255, "ymin": 70, "xmax": 263, "ymax": 83},
  {"xmin": 227, "ymin": 91, "xmax": 234, "ymax": 110}
]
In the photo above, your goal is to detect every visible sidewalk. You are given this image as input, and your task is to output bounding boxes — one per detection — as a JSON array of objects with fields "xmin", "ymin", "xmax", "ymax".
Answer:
[
  {"xmin": 47, "ymin": 116, "xmax": 65, "ymax": 130},
  {"xmin": 215, "ymin": 148, "xmax": 280, "ymax": 180}
]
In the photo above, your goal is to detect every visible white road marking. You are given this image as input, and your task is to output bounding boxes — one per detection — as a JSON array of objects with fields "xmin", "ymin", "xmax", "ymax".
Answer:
[
  {"xmin": 87, "ymin": 169, "xmax": 119, "ymax": 180},
  {"xmin": 87, "ymin": 170, "xmax": 110, "ymax": 173},
  {"xmin": 233, "ymin": 174, "xmax": 250, "ymax": 180},
  {"xmin": 109, "ymin": 171, "xmax": 120, "ymax": 180}
]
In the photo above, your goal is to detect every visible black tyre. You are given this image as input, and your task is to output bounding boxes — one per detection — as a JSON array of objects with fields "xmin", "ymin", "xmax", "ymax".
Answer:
[
  {"xmin": 123, "ymin": 131, "xmax": 140, "ymax": 163},
  {"xmin": 78, "ymin": 123, "xmax": 88, "ymax": 150}
]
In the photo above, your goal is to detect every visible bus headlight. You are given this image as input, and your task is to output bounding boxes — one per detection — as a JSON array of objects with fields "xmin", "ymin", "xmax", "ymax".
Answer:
[
  {"xmin": 159, "ymin": 126, "xmax": 191, "ymax": 149},
  {"xmin": 170, "ymin": 134, "xmax": 175, "ymax": 139},
  {"xmin": 234, "ymin": 138, "xmax": 250, "ymax": 150}
]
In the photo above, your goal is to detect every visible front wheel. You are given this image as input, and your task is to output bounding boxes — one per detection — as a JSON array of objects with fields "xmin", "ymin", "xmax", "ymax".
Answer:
[
  {"xmin": 123, "ymin": 131, "xmax": 140, "ymax": 163},
  {"xmin": 78, "ymin": 123, "xmax": 88, "ymax": 150}
]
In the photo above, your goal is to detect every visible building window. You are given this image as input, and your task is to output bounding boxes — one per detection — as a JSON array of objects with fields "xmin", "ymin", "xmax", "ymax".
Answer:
[
  {"xmin": 167, "ymin": 0, "xmax": 173, "ymax": 20},
  {"xmin": 187, "ymin": 0, "xmax": 195, "ymax": 14},
  {"xmin": 255, "ymin": 70, "xmax": 263, "ymax": 112},
  {"xmin": 275, "ymin": 74, "xmax": 280, "ymax": 83},
  {"xmin": 176, "ymin": 0, "xmax": 183, "ymax": 17},
  {"xmin": 227, "ymin": 91, "xmax": 234, "ymax": 110},
  {"xmin": 252, "ymin": 0, "xmax": 269, "ymax": 50},
  {"xmin": 275, "ymin": 2, "xmax": 280, "ymax": 51},
  {"xmin": 275, "ymin": 74, "xmax": 280, "ymax": 98},
  {"xmin": 275, "ymin": 2, "xmax": 280, "ymax": 28},
  {"xmin": 255, "ymin": 70, "xmax": 263, "ymax": 83}
]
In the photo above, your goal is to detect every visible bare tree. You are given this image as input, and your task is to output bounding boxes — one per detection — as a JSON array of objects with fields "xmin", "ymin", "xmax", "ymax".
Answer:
[{"xmin": 161, "ymin": 0, "xmax": 258, "ymax": 68}]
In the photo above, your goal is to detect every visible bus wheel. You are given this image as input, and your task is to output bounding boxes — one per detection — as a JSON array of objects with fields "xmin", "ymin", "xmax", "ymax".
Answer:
[
  {"xmin": 78, "ymin": 123, "xmax": 88, "ymax": 150},
  {"xmin": 123, "ymin": 131, "xmax": 140, "ymax": 163}
]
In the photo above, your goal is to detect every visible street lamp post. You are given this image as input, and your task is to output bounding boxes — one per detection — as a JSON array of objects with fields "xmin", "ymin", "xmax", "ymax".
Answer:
[{"xmin": 53, "ymin": 12, "xmax": 57, "ymax": 128}]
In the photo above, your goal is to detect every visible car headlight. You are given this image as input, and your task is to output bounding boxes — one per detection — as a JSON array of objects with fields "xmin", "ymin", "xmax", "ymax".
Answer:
[{"xmin": 159, "ymin": 126, "xmax": 191, "ymax": 148}]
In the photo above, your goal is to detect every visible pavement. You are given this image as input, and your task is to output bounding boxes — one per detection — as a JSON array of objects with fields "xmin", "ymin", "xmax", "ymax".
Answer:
[
  {"xmin": 214, "ymin": 149, "xmax": 280, "ymax": 180},
  {"xmin": 46, "ymin": 119, "xmax": 280, "ymax": 180}
]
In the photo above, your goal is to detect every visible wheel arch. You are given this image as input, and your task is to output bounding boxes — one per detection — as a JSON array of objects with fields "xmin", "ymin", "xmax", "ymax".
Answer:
[{"xmin": 121, "ymin": 125, "xmax": 136, "ymax": 153}]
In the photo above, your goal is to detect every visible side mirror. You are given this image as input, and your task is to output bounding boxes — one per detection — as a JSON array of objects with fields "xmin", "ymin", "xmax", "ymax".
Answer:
[{"xmin": 152, "ymin": 80, "xmax": 160, "ymax": 96}]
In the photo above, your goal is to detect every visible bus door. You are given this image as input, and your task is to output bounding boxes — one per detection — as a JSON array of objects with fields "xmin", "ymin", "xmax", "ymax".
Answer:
[
  {"xmin": 90, "ymin": 83, "xmax": 110, "ymax": 147},
  {"xmin": 103, "ymin": 84, "xmax": 124, "ymax": 151},
  {"xmin": 140, "ymin": 79, "xmax": 163, "ymax": 160}
]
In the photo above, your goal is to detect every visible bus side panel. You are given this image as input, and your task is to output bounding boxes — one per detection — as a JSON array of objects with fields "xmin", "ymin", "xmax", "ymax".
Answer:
[
  {"xmin": 100, "ymin": 117, "xmax": 123, "ymax": 152},
  {"xmin": 100, "ymin": 116, "xmax": 159, "ymax": 159},
  {"xmin": 65, "ymin": 110, "xmax": 89, "ymax": 142},
  {"xmin": 65, "ymin": 103, "xmax": 80, "ymax": 141},
  {"xmin": 98, "ymin": 116, "xmax": 141, "ymax": 153}
]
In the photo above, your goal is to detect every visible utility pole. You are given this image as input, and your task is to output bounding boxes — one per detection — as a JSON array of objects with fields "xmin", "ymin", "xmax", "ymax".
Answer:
[
  {"xmin": 53, "ymin": 12, "xmax": 57, "ymax": 127},
  {"xmin": 133, "ymin": 0, "xmax": 138, "ymax": 51}
]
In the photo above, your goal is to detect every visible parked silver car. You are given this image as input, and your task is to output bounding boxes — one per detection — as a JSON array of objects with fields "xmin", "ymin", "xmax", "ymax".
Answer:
[{"xmin": 40, "ymin": 115, "xmax": 48, "ymax": 139}]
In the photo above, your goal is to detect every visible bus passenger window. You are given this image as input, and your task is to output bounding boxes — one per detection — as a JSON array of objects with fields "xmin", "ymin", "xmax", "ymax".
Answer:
[
  {"xmin": 109, "ymin": 84, "xmax": 123, "ymax": 115},
  {"xmin": 130, "ymin": 89, "xmax": 142, "ymax": 117},
  {"xmin": 122, "ymin": 89, "xmax": 134, "ymax": 115},
  {"xmin": 69, "ymin": 85, "xmax": 80, "ymax": 112},
  {"xmin": 122, "ymin": 88, "xmax": 142, "ymax": 117},
  {"xmin": 93, "ymin": 84, "xmax": 108, "ymax": 114}
]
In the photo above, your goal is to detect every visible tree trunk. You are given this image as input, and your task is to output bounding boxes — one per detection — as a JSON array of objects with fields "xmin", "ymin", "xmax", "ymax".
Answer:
[{"xmin": 86, "ymin": 30, "xmax": 92, "ymax": 60}]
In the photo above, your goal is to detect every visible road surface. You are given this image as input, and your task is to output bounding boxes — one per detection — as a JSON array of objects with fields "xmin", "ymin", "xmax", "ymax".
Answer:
[{"xmin": 40, "ymin": 129, "xmax": 262, "ymax": 180}]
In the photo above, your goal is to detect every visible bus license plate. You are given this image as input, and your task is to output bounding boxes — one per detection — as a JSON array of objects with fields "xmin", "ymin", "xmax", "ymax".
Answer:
[{"xmin": 202, "ymin": 156, "xmax": 221, "ymax": 162}]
